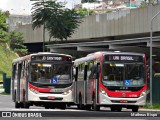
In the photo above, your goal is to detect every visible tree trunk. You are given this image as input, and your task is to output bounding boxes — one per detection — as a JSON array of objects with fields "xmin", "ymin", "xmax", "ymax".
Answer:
[{"xmin": 43, "ymin": 24, "xmax": 45, "ymax": 52}]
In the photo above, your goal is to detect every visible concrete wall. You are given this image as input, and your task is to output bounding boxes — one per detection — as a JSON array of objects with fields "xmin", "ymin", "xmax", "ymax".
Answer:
[{"xmin": 14, "ymin": 5, "xmax": 160, "ymax": 43}]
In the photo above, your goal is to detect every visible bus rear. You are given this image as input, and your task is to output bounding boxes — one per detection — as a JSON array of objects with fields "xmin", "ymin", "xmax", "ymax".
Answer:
[{"xmin": 100, "ymin": 53, "xmax": 147, "ymax": 112}]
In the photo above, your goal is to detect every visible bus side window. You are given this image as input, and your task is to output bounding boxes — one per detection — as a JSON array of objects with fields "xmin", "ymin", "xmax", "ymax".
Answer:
[
  {"xmin": 21, "ymin": 61, "xmax": 25, "ymax": 78},
  {"xmin": 89, "ymin": 64, "xmax": 96, "ymax": 79},
  {"xmin": 12, "ymin": 64, "xmax": 16, "ymax": 81},
  {"xmin": 15, "ymin": 64, "xmax": 18, "ymax": 80},
  {"xmin": 87, "ymin": 62, "xmax": 91, "ymax": 80}
]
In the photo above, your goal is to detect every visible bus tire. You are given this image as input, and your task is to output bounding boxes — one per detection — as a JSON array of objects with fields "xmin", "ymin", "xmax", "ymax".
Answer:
[
  {"xmin": 85, "ymin": 105, "xmax": 91, "ymax": 110},
  {"xmin": 110, "ymin": 106, "xmax": 116, "ymax": 112},
  {"xmin": 24, "ymin": 102, "xmax": 30, "ymax": 109},
  {"xmin": 78, "ymin": 95, "xmax": 84, "ymax": 110},
  {"xmin": 23, "ymin": 90, "xmax": 30, "ymax": 109},
  {"xmin": 132, "ymin": 106, "xmax": 139, "ymax": 112},
  {"xmin": 117, "ymin": 107, "xmax": 122, "ymax": 112},
  {"xmin": 45, "ymin": 106, "xmax": 50, "ymax": 109},
  {"xmin": 14, "ymin": 91, "xmax": 20, "ymax": 108},
  {"xmin": 111, "ymin": 106, "xmax": 122, "ymax": 112},
  {"xmin": 60, "ymin": 104, "xmax": 66, "ymax": 110},
  {"xmin": 15, "ymin": 102, "xmax": 20, "ymax": 108},
  {"xmin": 92, "ymin": 97, "xmax": 100, "ymax": 111}
]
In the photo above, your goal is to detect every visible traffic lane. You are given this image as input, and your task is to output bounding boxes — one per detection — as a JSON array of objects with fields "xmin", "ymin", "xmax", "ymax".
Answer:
[
  {"xmin": 0, "ymin": 94, "xmax": 160, "ymax": 112},
  {"xmin": 0, "ymin": 94, "xmax": 136, "ymax": 111}
]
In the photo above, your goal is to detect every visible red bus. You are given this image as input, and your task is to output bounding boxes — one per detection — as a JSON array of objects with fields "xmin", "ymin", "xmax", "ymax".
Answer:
[
  {"xmin": 11, "ymin": 52, "xmax": 73, "ymax": 109},
  {"xmin": 73, "ymin": 51, "xmax": 147, "ymax": 112}
]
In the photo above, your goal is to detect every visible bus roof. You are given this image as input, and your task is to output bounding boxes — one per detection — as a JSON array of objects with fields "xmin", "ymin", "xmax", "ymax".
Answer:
[
  {"xmin": 12, "ymin": 52, "xmax": 72, "ymax": 63},
  {"xmin": 75, "ymin": 51, "xmax": 145, "ymax": 64}
]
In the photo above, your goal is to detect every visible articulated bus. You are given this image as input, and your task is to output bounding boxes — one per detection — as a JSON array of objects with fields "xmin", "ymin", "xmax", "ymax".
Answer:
[
  {"xmin": 11, "ymin": 52, "xmax": 73, "ymax": 109},
  {"xmin": 73, "ymin": 51, "xmax": 147, "ymax": 112}
]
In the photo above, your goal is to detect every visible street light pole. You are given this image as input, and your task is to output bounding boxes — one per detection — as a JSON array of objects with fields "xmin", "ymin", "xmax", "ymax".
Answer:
[
  {"xmin": 150, "ymin": 6, "xmax": 160, "ymax": 107},
  {"xmin": 88, "ymin": 0, "xmax": 89, "ymax": 16}
]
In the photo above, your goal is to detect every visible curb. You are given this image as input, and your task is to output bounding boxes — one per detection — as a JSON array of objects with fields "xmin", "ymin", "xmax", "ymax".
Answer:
[{"xmin": 139, "ymin": 108, "xmax": 160, "ymax": 112}]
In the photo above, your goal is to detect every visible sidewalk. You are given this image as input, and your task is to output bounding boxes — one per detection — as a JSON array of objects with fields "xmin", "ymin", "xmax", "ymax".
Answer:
[{"xmin": 139, "ymin": 108, "xmax": 160, "ymax": 111}]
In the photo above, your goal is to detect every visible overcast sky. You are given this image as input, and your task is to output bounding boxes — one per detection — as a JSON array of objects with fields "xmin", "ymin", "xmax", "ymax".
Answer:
[{"xmin": 0, "ymin": 0, "xmax": 81, "ymax": 15}]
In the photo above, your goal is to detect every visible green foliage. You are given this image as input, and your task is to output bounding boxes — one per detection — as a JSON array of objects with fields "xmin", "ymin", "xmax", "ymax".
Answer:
[
  {"xmin": 32, "ymin": 0, "xmax": 82, "ymax": 42},
  {"xmin": 140, "ymin": 1, "xmax": 148, "ymax": 8},
  {"xmin": 0, "ymin": 91, "xmax": 10, "ymax": 95},
  {"xmin": 144, "ymin": 102, "xmax": 160, "ymax": 109},
  {"xmin": 0, "ymin": 29, "xmax": 9, "ymax": 42},
  {"xmin": 9, "ymin": 31, "xmax": 28, "ymax": 56},
  {"xmin": 76, "ymin": 8, "xmax": 95, "ymax": 17},
  {"xmin": 46, "ymin": 8, "xmax": 82, "ymax": 41},
  {"xmin": 0, "ymin": 10, "xmax": 7, "ymax": 31},
  {"xmin": 0, "ymin": 44, "xmax": 18, "ymax": 81}
]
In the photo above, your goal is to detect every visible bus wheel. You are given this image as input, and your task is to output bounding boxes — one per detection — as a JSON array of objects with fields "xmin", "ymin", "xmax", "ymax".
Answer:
[
  {"xmin": 23, "ymin": 92, "xmax": 30, "ymax": 109},
  {"xmin": 15, "ymin": 102, "xmax": 20, "ymax": 108},
  {"xmin": 45, "ymin": 105, "xmax": 50, "ymax": 109},
  {"xmin": 85, "ymin": 105, "xmax": 91, "ymax": 110},
  {"xmin": 117, "ymin": 107, "xmax": 122, "ymax": 112},
  {"xmin": 78, "ymin": 95, "xmax": 84, "ymax": 110},
  {"xmin": 60, "ymin": 104, "xmax": 66, "ymax": 110},
  {"xmin": 24, "ymin": 102, "xmax": 30, "ymax": 109},
  {"xmin": 132, "ymin": 106, "xmax": 139, "ymax": 112},
  {"xmin": 92, "ymin": 97, "xmax": 100, "ymax": 111},
  {"xmin": 110, "ymin": 106, "xmax": 116, "ymax": 112}
]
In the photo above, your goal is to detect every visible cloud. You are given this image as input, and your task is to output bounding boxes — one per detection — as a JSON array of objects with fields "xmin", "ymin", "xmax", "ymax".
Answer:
[
  {"xmin": 0, "ymin": 0, "xmax": 81, "ymax": 14},
  {"xmin": 0, "ymin": 0, "xmax": 32, "ymax": 14}
]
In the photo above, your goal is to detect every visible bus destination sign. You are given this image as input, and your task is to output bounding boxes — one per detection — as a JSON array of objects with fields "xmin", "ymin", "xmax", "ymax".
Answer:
[
  {"xmin": 105, "ymin": 55, "xmax": 143, "ymax": 62},
  {"xmin": 31, "ymin": 55, "xmax": 71, "ymax": 61}
]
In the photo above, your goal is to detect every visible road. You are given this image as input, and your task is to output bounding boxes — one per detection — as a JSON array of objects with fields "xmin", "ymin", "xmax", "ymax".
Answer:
[{"xmin": 0, "ymin": 94, "xmax": 160, "ymax": 119}]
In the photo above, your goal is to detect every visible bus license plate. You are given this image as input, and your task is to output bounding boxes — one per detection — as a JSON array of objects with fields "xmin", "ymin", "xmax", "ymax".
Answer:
[
  {"xmin": 48, "ymin": 96, "xmax": 55, "ymax": 100},
  {"xmin": 120, "ymin": 100, "xmax": 128, "ymax": 103}
]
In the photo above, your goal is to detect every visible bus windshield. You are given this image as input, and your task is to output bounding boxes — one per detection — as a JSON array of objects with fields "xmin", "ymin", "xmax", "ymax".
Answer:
[
  {"xmin": 30, "ymin": 63, "xmax": 72, "ymax": 84},
  {"xmin": 102, "ymin": 62, "xmax": 145, "ymax": 87}
]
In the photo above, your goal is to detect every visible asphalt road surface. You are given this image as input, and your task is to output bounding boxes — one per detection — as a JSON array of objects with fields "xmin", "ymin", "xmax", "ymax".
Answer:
[{"xmin": 0, "ymin": 94, "xmax": 160, "ymax": 120}]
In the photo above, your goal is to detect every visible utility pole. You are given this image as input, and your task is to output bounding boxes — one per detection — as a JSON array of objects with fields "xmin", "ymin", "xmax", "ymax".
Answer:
[{"xmin": 150, "ymin": 5, "xmax": 160, "ymax": 107}]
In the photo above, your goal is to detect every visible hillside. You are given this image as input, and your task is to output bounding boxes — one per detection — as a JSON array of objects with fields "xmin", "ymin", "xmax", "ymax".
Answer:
[{"xmin": 0, "ymin": 43, "xmax": 18, "ymax": 82}]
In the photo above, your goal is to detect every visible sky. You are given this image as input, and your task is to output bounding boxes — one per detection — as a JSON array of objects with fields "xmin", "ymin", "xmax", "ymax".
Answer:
[{"xmin": 0, "ymin": 0, "xmax": 81, "ymax": 15}]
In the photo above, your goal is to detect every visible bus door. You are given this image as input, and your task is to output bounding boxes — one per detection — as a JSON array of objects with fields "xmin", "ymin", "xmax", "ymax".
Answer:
[
  {"xmin": 83, "ymin": 64, "xmax": 87, "ymax": 105},
  {"xmin": 11, "ymin": 64, "xmax": 16, "ymax": 101},
  {"xmin": 16, "ymin": 63, "xmax": 22, "ymax": 102},
  {"xmin": 88, "ymin": 62, "xmax": 100, "ymax": 104},
  {"xmin": 96, "ymin": 63, "xmax": 100, "ymax": 104},
  {"xmin": 74, "ymin": 67, "xmax": 78, "ymax": 104}
]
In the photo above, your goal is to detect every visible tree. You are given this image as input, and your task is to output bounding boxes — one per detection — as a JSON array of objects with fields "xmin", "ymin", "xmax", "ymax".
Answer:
[
  {"xmin": 76, "ymin": 8, "xmax": 95, "ymax": 17},
  {"xmin": 9, "ymin": 31, "xmax": 28, "ymax": 56},
  {"xmin": 31, "ymin": 1, "xmax": 82, "ymax": 48},
  {"xmin": 0, "ymin": 10, "xmax": 7, "ymax": 32},
  {"xmin": 46, "ymin": 8, "xmax": 82, "ymax": 42}
]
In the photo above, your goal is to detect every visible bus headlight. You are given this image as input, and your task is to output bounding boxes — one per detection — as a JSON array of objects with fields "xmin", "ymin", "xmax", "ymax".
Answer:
[
  {"xmin": 100, "ymin": 88, "xmax": 107, "ymax": 95},
  {"xmin": 140, "ymin": 90, "xmax": 146, "ymax": 97},
  {"xmin": 63, "ymin": 90, "xmax": 72, "ymax": 95}
]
